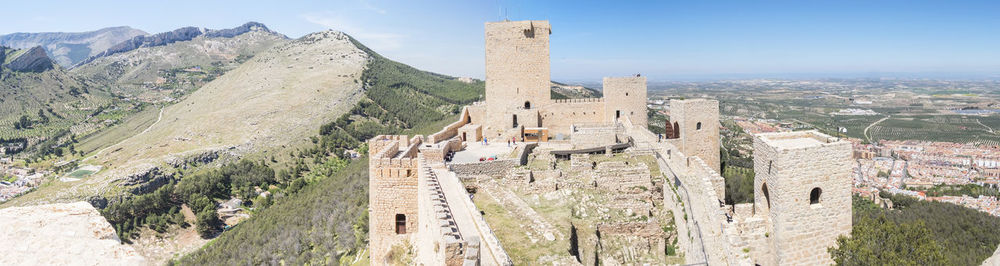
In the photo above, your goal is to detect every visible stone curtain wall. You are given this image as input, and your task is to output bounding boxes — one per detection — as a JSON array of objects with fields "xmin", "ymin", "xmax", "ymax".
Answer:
[
  {"xmin": 670, "ymin": 99, "xmax": 721, "ymax": 173},
  {"xmin": 448, "ymin": 159, "xmax": 517, "ymax": 178},
  {"xmin": 484, "ymin": 21, "xmax": 551, "ymax": 137},
  {"xmin": 570, "ymin": 125, "xmax": 622, "ymax": 148},
  {"xmin": 603, "ymin": 77, "xmax": 648, "ymax": 127},
  {"xmin": 428, "ymin": 106, "xmax": 472, "ymax": 144},
  {"xmin": 623, "ymin": 117, "xmax": 753, "ymax": 265},
  {"xmin": 540, "ymin": 101, "xmax": 607, "ymax": 137},
  {"xmin": 415, "ymin": 158, "xmax": 478, "ymax": 265},
  {"xmin": 752, "ymin": 131, "xmax": 852, "ymax": 265}
]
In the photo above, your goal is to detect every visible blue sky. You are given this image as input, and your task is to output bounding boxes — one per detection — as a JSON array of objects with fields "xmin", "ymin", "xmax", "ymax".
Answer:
[{"xmin": 4, "ymin": 0, "xmax": 1000, "ymax": 81}]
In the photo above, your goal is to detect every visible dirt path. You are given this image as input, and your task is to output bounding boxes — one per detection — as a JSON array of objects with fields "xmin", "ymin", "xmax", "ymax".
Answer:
[
  {"xmin": 84, "ymin": 107, "xmax": 164, "ymax": 163},
  {"xmin": 864, "ymin": 115, "xmax": 890, "ymax": 142},
  {"xmin": 977, "ymin": 118, "xmax": 996, "ymax": 134}
]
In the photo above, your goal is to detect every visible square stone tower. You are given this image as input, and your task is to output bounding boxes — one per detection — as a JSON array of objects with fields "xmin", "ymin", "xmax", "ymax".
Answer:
[
  {"xmin": 752, "ymin": 131, "xmax": 852, "ymax": 265},
  {"xmin": 603, "ymin": 76, "xmax": 648, "ymax": 127},
  {"xmin": 368, "ymin": 135, "xmax": 422, "ymax": 263},
  {"xmin": 669, "ymin": 99, "xmax": 720, "ymax": 172},
  {"xmin": 484, "ymin": 20, "xmax": 551, "ymax": 136}
]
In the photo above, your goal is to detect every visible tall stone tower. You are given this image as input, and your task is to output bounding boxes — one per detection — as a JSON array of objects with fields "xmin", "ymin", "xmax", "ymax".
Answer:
[
  {"xmin": 603, "ymin": 76, "xmax": 648, "ymax": 127},
  {"xmin": 484, "ymin": 20, "xmax": 551, "ymax": 136},
  {"xmin": 752, "ymin": 131, "xmax": 852, "ymax": 265},
  {"xmin": 669, "ymin": 99, "xmax": 720, "ymax": 172},
  {"xmin": 368, "ymin": 135, "xmax": 421, "ymax": 263}
]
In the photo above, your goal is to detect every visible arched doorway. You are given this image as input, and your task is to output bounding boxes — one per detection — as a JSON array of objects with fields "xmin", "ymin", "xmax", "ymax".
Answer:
[{"xmin": 672, "ymin": 122, "xmax": 680, "ymax": 138}]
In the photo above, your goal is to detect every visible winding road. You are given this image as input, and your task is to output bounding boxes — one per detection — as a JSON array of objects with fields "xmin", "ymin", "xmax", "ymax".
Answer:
[{"xmin": 864, "ymin": 115, "xmax": 890, "ymax": 142}]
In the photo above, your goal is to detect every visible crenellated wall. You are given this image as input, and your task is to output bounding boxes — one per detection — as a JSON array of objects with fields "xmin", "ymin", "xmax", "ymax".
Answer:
[{"xmin": 368, "ymin": 135, "xmax": 423, "ymax": 263}]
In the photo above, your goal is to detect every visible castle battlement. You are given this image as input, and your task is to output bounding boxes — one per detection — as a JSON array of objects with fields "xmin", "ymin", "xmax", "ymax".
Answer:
[{"xmin": 552, "ymin": 98, "xmax": 604, "ymax": 104}]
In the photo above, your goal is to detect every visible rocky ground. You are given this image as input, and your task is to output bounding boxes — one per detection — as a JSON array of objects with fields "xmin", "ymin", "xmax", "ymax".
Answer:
[
  {"xmin": 470, "ymin": 148, "xmax": 682, "ymax": 265},
  {"xmin": 0, "ymin": 202, "xmax": 147, "ymax": 265}
]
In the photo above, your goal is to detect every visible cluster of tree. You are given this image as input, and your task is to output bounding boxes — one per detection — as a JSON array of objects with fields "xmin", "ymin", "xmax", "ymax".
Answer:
[
  {"xmin": 925, "ymin": 183, "xmax": 999, "ymax": 198},
  {"xmin": 0, "ymin": 137, "xmax": 27, "ymax": 154},
  {"xmin": 720, "ymin": 165, "xmax": 755, "ymax": 204},
  {"xmin": 174, "ymin": 159, "xmax": 276, "ymax": 238},
  {"xmin": 720, "ymin": 145, "xmax": 756, "ymax": 204},
  {"xmin": 175, "ymin": 159, "xmax": 276, "ymax": 201},
  {"xmin": 101, "ymin": 182, "xmax": 186, "ymax": 242},
  {"xmin": 647, "ymin": 109, "xmax": 667, "ymax": 135},
  {"xmin": 12, "ymin": 115, "xmax": 32, "ymax": 129},
  {"xmin": 178, "ymin": 159, "xmax": 370, "ymax": 265},
  {"xmin": 829, "ymin": 194, "xmax": 1000, "ymax": 265},
  {"xmin": 27, "ymin": 129, "xmax": 70, "ymax": 160},
  {"xmin": 101, "ymin": 159, "xmax": 277, "ymax": 240}
]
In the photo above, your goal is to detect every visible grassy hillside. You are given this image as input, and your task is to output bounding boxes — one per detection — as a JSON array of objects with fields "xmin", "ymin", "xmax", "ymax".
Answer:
[
  {"xmin": 0, "ymin": 29, "xmax": 284, "ymax": 161},
  {"xmin": 0, "ymin": 47, "xmax": 116, "ymax": 157},
  {"xmin": 179, "ymin": 36, "xmax": 484, "ymax": 264}
]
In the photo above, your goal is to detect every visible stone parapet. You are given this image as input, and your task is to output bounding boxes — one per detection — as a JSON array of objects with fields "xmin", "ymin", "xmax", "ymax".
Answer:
[
  {"xmin": 448, "ymin": 159, "xmax": 517, "ymax": 178},
  {"xmin": 552, "ymin": 98, "xmax": 604, "ymax": 104}
]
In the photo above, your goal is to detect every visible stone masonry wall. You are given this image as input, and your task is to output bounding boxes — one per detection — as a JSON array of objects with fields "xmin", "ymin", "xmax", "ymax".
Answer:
[
  {"xmin": 595, "ymin": 161, "xmax": 652, "ymax": 192},
  {"xmin": 670, "ymin": 99, "xmax": 721, "ymax": 173},
  {"xmin": 368, "ymin": 135, "xmax": 422, "ymax": 263},
  {"xmin": 539, "ymin": 101, "xmax": 606, "ymax": 137},
  {"xmin": 449, "ymin": 159, "xmax": 517, "ymax": 178},
  {"xmin": 604, "ymin": 76, "xmax": 648, "ymax": 127},
  {"xmin": 415, "ymin": 159, "xmax": 477, "ymax": 265},
  {"xmin": 752, "ymin": 131, "xmax": 852, "ymax": 266},
  {"xmin": 484, "ymin": 20, "xmax": 551, "ymax": 138},
  {"xmin": 570, "ymin": 125, "xmax": 622, "ymax": 148}
]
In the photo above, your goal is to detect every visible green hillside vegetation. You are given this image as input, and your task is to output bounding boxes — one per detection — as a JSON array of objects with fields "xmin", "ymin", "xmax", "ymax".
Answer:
[{"xmin": 829, "ymin": 194, "xmax": 1000, "ymax": 265}]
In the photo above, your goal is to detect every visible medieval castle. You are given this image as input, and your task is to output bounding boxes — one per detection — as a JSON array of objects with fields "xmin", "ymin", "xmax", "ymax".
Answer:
[{"xmin": 368, "ymin": 20, "xmax": 853, "ymax": 265}]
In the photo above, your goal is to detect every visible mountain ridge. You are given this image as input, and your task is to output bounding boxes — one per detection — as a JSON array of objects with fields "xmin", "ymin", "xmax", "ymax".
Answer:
[
  {"xmin": 74, "ymin": 22, "xmax": 285, "ymax": 68},
  {"xmin": 0, "ymin": 26, "xmax": 147, "ymax": 67}
]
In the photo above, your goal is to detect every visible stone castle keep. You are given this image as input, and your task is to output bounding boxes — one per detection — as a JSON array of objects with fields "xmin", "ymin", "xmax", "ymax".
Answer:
[{"xmin": 368, "ymin": 19, "xmax": 853, "ymax": 265}]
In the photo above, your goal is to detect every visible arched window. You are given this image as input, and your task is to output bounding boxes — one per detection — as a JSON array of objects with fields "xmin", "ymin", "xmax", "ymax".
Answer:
[
  {"xmin": 524, "ymin": 101, "xmax": 531, "ymax": 109},
  {"xmin": 763, "ymin": 183, "xmax": 771, "ymax": 209},
  {"xmin": 696, "ymin": 122, "xmax": 702, "ymax": 130},
  {"xmin": 395, "ymin": 214, "xmax": 406, "ymax": 234},
  {"xmin": 810, "ymin": 188, "xmax": 822, "ymax": 205},
  {"xmin": 512, "ymin": 115, "xmax": 518, "ymax": 128},
  {"xmin": 672, "ymin": 122, "xmax": 680, "ymax": 138}
]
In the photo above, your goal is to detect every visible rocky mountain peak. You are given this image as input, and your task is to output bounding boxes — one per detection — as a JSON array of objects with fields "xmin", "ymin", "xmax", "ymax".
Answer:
[
  {"xmin": 4, "ymin": 46, "xmax": 55, "ymax": 72},
  {"xmin": 74, "ymin": 22, "xmax": 286, "ymax": 68}
]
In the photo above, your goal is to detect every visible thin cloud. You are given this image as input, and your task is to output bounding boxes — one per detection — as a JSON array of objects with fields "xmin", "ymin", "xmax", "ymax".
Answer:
[
  {"xmin": 301, "ymin": 12, "xmax": 405, "ymax": 51},
  {"xmin": 359, "ymin": 0, "xmax": 386, "ymax": 15}
]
